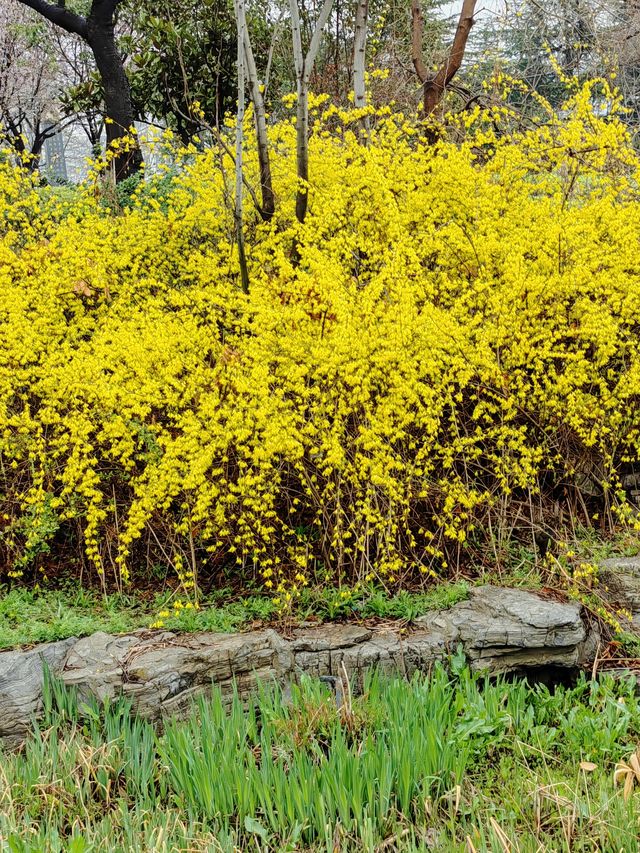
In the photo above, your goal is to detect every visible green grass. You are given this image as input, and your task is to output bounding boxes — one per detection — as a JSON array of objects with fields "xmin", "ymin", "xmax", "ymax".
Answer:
[
  {"xmin": 0, "ymin": 581, "xmax": 470, "ymax": 649},
  {"xmin": 2, "ymin": 526, "xmax": 638, "ymax": 650},
  {"xmin": 3, "ymin": 664, "xmax": 640, "ymax": 851}
]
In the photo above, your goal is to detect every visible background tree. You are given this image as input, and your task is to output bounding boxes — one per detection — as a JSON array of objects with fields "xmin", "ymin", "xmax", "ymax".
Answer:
[
  {"xmin": 241, "ymin": 14, "xmax": 276, "ymax": 219},
  {"xmin": 352, "ymin": 0, "xmax": 369, "ymax": 110},
  {"xmin": 354, "ymin": 0, "xmax": 453, "ymax": 113},
  {"xmin": 57, "ymin": 32, "xmax": 107, "ymax": 154},
  {"xmin": 234, "ymin": 0, "xmax": 249, "ymax": 292},
  {"xmin": 0, "ymin": 1, "xmax": 67, "ymax": 169},
  {"xmin": 123, "ymin": 0, "xmax": 239, "ymax": 141},
  {"xmin": 13, "ymin": 0, "xmax": 142, "ymax": 180},
  {"xmin": 607, "ymin": 1, "xmax": 640, "ymax": 127},
  {"xmin": 290, "ymin": 0, "xmax": 334, "ymax": 223},
  {"xmin": 411, "ymin": 0, "xmax": 477, "ymax": 117}
]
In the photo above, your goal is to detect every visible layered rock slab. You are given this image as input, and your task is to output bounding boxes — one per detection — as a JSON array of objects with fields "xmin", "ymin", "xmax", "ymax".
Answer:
[
  {"xmin": 0, "ymin": 629, "xmax": 293, "ymax": 742},
  {"xmin": 0, "ymin": 585, "xmax": 596, "ymax": 742},
  {"xmin": 0, "ymin": 637, "xmax": 76, "ymax": 743},
  {"xmin": 600, "ymin": 557, "xmax": 640, "ymax": 627},
  {"xmin": 420, "ymin": 585, "xmax": 590, "ymax": 673}
]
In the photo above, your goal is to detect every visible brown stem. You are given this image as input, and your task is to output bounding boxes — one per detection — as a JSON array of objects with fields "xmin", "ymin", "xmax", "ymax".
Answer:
[
  {"xmin": 423, "ymin": 0, "xmax": 477, "ymax": 115},
  {"xmin": 411, "ymin": 0, "xmax": 477, "ymax": 118}
]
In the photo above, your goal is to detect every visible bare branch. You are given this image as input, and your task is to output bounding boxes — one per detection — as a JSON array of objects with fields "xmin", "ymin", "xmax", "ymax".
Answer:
[
  {"xmin": 264, "ymin": 9, "xmax": 285, "ymax": 97},
  {"xmin": 424, "ymin": 0, "xmax": 476, "ymax": 114},
  {"xmin": 289, "ymin": 0, "xmax": 334, "ymax": 222},
  {"xmin": 352, "ymin": 0, "xmax": 368, "ymax": 109},
  {"xmin": 243, "ymin": 27, "xmax": 275, "ymax": 219},
  {"xmin": 304, "ymin": 0, "xmax": 333, "ymax": 84},
  {"xmin": 234, "ymin": 0, "xmax": 250, "ymax": 292},
  {"xmin": 289, "ymin": 0, "xmax": 304, "ymax": 80},
  {"xmin": 14, "ymin": 0, "xmax": 87, "ymax": 37},
  {"xmin": 411, "ymin": 0, "xmax": 428, "ymax": 84}
]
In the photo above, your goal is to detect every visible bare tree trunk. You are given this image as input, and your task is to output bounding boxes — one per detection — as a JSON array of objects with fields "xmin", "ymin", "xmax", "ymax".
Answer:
[
  {"xmin": 411, "ymin": 0, "xmax": 477, "ymax": 117},
  {"xmin": 242, "ymin": 29, "xmax": 275, "ymax": 220},
  {"xmin": 352, "ymin": 0, "xmax": 368, "ymax": 110},
  {"xmin": 411, "ymin": 0, "xmax": 429, "ymax": 85},
  {"xmin": 295, "ymin": 84, "xmax": 309, "ymax": 223},
  {"xmin": 289, "ymin": 0, "xmax": 334, "ymax": 224},
  {"xmin": 234, "ymin": 0, "xmax": 250, "ymax": 293},
  {"xmin": 87, "ymin": 0, "xmax": 142, "ymax": 180},
  {"xmin": 289, "ymin": 0, "xmax": 307, "ymax": 224}
]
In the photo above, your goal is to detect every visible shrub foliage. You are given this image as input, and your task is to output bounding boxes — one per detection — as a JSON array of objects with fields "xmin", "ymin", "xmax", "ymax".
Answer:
[{"xmin": 1, "ymin": 82, "xmax": 640, "ymax": 594}]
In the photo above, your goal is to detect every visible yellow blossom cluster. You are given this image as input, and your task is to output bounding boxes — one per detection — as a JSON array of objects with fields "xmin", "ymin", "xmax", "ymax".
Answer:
[{"xmin": 2, "ymin": 82, "xmax": 640, "ymax": 594}]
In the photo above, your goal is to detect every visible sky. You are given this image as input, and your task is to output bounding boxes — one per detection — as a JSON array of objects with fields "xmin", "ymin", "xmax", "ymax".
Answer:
[{"xmin": 441, "ymin": 0, "xmax": 506, "ymax": 22}]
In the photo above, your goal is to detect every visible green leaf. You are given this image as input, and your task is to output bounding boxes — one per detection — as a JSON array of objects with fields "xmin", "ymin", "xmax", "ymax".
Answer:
[{"xmin": 244, "ymin": 815, "xmax": 269, "ymax": 841}]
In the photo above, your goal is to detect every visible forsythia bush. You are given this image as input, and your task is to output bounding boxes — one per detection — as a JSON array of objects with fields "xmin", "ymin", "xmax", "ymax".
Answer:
[{"xmin": 2, "ymin": 81, "xmax": 640, "ymax": 595}]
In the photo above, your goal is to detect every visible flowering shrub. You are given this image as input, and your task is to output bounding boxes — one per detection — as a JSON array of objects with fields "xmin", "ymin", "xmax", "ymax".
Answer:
[{"xmin": 2, "ymin": 82, "xmax": 640, "ymax": 597}]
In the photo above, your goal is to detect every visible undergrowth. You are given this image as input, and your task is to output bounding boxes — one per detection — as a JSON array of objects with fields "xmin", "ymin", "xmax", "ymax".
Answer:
[
  {"xmin": 0, "ymin": 581, "xmax": 470, "ymax": 648},
  {"xmin": 2, "ymin": 666, "xmax": 640, "ymax": 850}
]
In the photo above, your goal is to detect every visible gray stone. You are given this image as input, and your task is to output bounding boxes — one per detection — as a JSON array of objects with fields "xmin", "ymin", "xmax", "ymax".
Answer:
[
  {"xmin": 62, "ymin": 628, "xmax": 294, "ymax": 719},
  {"xmin": 0, "ymin": 629, "xmax": 294, "ymax": 744},
  {"xmin": 600, "ymin": 557, "xmax": 640, "ymax": 615},
  {"xmin": 290, "ymin": 623, "xmax": 372, "ymax": 652},
  {"xmin": 417, "ymin": 585, "xmax": 586, "ymax": 673},
  {"xmin": 0, "ymin": 637, "xmax": 77, "ymax": 741},
  {"xmin": 0, "ymin": 583, "xmax": 605, "ymax": 742},
  {"xmin": 292, "ymin": 624, "xmax": 450, "ymax": 685},
  {"xmin": 62, "ymin": 631, "xmax": 143, "ymax": 702}
]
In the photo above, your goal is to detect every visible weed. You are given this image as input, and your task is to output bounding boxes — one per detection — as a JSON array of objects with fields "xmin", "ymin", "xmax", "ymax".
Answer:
[{"xmin": 2, "ymin": 666, "xmax": 640, "ymax": 850}]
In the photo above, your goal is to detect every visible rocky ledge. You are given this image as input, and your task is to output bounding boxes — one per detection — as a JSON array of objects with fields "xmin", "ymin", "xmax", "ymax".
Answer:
[{"xmin": 1, "ymin": 582, "xmax": 614, "ymax": 745}]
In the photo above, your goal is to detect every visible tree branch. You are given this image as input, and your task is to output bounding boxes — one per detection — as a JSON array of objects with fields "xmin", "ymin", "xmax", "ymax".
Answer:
[
  {"xmin": 14, "ymin": 0, "xmax": 88, "ymax": 38},
  {"xmin": 243, "ymin": 28, "xmax": 276, "ymax": 219},
  {"xmin": 411, "ymin": 0, "xmax": 428, "ymax": 84},
  {"xmin": 89, "ymin": 0, "xmax": 122, "ymax": 28},
  {"xmin": 423, "ymin": 0, "xmax": 477, "ymax": 115},
  {"xmin": 304, "ymin": 0, "xmax": 333, "ymax": 84},
  {"xmin": 289, "ymin": 0, "xmax": 304, "ymax": 80}
]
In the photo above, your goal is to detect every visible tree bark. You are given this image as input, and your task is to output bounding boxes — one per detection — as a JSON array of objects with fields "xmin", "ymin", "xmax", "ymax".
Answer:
[
  {"xmin": 15, "ymin": 0, "xmax": 142, "ymax": 181},
  {"xmin": 86, "ymin": 0, "xmax": 142, "ymax": 180},
  {"xmin": 410, "ymin": 0, "xmax": 428, "ymax": 85},
  {"xmin": 411, "ymin": 0, "xmax": 477, "ymax": 117},
  {"xmin": 234, "ymin": 0, "xmax": 250, "ymax": 293},
  {"xmin": 352, "ymin": 0, "xmax": 368, "ymax": 110},
  {"xmin": 289, "ymin": 0, "xmax": 333, "ymax": 224},
  {"xmin": 242, "ymin": 29, "xmax": 275, "ymax": 220},
  {"xmin": 295, "ymin": 84, "xmax": 309, "ymax": 223}
]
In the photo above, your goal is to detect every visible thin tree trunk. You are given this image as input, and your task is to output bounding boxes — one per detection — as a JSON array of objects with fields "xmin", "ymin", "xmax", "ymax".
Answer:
[
  {"xmin": 15, "ymin": 0, "xmax": 143, "ymax": 182},
  {"xmin": 411, "ymin": 0, "xmax": 428, "ymax": 85},
  {"xmin": 289, "ymin": 0, "xmax": 333, "ymax": 224},
  {"xmin": 243, "ymin": 29, "xmax": 275, "ymax": 220},
  {"xmin": 295, "ymin": 83, "xmax": 309, "ymax": 223},
  {"xmin": 87, "ymin": 0, "xmax": 141, "ymax": 180},
  {"xmin": 411, "ymin": 0, "xmax": 477, "ymax": 118},
  {"xmin": 234, "ymin": 0, "xmax": 250, "ymax": 293},
  {"xmin": 352, "ymin": 0, "xmax": 368, "ymax": 110},
  {"xmin": 289, "ymin": 0, "xmax": 307, "ymax": 223}
]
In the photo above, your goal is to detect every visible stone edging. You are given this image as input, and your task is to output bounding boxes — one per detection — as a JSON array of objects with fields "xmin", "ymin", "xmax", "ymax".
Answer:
[{"xmin": 0, "ymin": 583, "xmax": 607, "ymax": 745}]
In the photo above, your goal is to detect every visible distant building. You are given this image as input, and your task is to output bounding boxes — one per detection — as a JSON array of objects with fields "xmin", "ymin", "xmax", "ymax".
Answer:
[{"xmin": 42, "ymin": 124, "xmax": 68, "ymax": 183}]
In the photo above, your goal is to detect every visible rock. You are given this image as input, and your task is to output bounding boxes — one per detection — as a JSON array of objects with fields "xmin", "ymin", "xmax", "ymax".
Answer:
[
  {"xmin": 0, "ymin": 629, "xmax": 294, "ymax": 744},
  {"xmin": 290, "ymin": 623, "xmax": 372, "ymax": 652},
  {"xmin": 292, "ymin": 623, "xmax": 450, "ymax": 686},
  {"xmin": 62, "ymin": 631, "xmax": 143, "ymax": 703},
  {"xmin": 295, "ymin": 629, "xmax": 404, "ymax": 682},
  {"xmin": 62, "ymin": 629, "xmax": 294, "ymax": 718},
  {"xmin": 600, "ymin": 557, "xmax": 640, "ymax": 619},
  {"xmin": 0, "ymin": 584, "xmax": 603, "ymax": 742},
  {"xmin": 0, "ymin": 637, "xmax": 77, "ymax": 742},
  {"xmin": 416, "ymin": 586, "xmax": 586, "ymax": 673}
]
